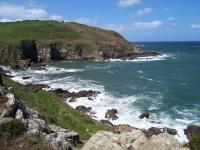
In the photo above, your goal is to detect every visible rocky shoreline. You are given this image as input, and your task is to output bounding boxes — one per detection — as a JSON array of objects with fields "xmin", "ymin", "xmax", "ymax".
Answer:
[{"xmin": 1, "ymin": 66, "xmax": 200, "ymax": 150}]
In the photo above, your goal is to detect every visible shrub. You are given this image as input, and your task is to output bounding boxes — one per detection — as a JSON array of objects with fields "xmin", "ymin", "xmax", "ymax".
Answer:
[{"xmin": 0, "ymin": 120, "xmax": 26, "ymax": 137}]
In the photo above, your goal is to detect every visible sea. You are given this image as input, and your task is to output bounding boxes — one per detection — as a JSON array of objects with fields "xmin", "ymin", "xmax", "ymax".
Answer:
[{"xmin": 3, "ymin": 41, "xmax": 200, "ymax": 142}]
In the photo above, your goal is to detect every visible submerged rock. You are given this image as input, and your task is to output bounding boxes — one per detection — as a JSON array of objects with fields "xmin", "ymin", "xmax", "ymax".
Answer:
[
  {"xmin": 105, "ymin": 109, "xmax": 119, "ymax": 120},
  {"xmin": 22, "ymin": 76, "xmax": 31, "ymax": 80},
  {"xmin": 139, "ymin": 112, "xmax": 150, "ymax": 119}
]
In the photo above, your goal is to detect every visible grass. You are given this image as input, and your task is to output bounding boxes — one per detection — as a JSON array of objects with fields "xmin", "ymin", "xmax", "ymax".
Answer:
[
  {"xmin": 189, "ymin": 134, "xmax": 200, "ymax": 150},
  {"xmin": 2, "ymin": 76, "xmax": 109, "ymax": 140},
  {"xmin": 0, "ymin": 20, "xmax": 81, "ymax": 45}
]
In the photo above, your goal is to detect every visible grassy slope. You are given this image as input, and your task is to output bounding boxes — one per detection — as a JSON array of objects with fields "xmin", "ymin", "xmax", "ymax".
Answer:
[
  {"xmin": 0, "ymin": 20, "xmax": 81, "ymax": 45},
  {"xmin": 0, "ymin": 20, "xmax": 127, "ymax": 45},
  {"xmin": 3, "ymin": 76, "xmax": 109, "ymax": 140}
]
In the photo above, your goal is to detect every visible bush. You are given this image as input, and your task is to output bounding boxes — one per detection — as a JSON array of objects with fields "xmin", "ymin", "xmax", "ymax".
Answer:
[
  {"xmin": 0, "ymin": 120, "xmax": 26, "ymax": 137},
  {"xmin": 190, "ymin": 134, "xmax": 200, "ymax": 150}
]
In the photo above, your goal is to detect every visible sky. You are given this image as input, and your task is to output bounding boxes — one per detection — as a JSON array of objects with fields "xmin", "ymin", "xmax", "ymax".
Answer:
[{"xmin": 0, "ymin": 0, "xmax": 200, "ymax": 41}]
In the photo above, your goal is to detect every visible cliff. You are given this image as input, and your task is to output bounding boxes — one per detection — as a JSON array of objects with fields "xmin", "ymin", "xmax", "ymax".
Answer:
[{"xmin": 0, "ymin": 20, "xmax": 148, "ymax": 66}]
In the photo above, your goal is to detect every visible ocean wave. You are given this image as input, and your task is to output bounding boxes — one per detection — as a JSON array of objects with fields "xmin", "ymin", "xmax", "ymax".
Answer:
[{"xmin": 108, "ymin": 54, "xmax": 171, "ymax": 62}]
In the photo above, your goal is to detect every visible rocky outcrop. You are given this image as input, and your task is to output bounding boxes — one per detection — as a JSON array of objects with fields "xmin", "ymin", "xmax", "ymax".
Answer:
[
  {"xmin": 82, "ymin": 130, "xmax": 189, "ymax": 150},
  {"xmin": 52, "ymin": 88, "xmax": 100, "ymax": 101},
  {"xmin": 0, "ymin": 86, "xmax": 81, "ymax": 150},
  {"xmin": 184, "ymin": 125, "xmax": 200, "ymax": 141},
  {"xmin": 105, "ymin": 109, "xmax": 119, "ymax": 120}
]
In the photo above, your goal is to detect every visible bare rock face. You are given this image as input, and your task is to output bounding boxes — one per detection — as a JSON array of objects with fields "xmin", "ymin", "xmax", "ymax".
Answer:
[
  {"xmin": 82, "ymin": 130, "xmax": 189, "ymax": 150},
  {"xmin": 105, "ymin": 109, "xmax": 119, "ymax": 120}
]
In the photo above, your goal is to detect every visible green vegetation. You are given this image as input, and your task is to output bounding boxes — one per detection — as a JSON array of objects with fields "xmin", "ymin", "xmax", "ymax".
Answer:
[
  {"xmin": 3, "ymin": 76, "xmax": 109, "ymax": 140},
  {"xmin": 189, "ymin": 134, "xmax": 200, "ymax": 150},
  {"xmin": 0, "ymin": 120, "xmax": 26, "ymax": 137},
  {"xmin": 0, "ymin": 20, "xmax": 81, "ymax": 45}
]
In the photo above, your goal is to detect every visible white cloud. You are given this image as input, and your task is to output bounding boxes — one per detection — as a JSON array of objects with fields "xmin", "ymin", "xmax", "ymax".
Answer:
[
  {"xmin": 190, "ymin": 24, "xmax": 200, "ymax": 29},
  {"xmin": 49, "ymin": 15, "xmax": 63, "ymax": 21},
  {"xmin": 168, "ymin": 17, "xmax": 174, "ymax": 21},
  {"xmin": 135, "ymin": 8, "xmax": 153, "ymax": 17},
  {"xmin": 0, "ymin": 2, "xmax": 48, "ymax": 20},
  {"xmin": 74, "ymin": 17, "xmax": 92, "ymax": 25},
  {"xmin": 117, "ymin": 0, "xmax": 141, "ymax": 8},
  {"xmin": 104, "ymin": 20, "xmax": 162, "ymax": 32},
  {"xmin": 0, "ymin": 2, "xmax": 63, "ymax": 22},
  {"xmin": 131, "ymin": 20, "xmax": 162, "ymax": 30}
]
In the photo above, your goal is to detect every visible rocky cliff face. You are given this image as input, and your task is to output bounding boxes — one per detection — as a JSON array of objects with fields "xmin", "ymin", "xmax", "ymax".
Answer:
[{"xmin": 0, "ymin": 21, "xmax": 156, "ymax": 66}]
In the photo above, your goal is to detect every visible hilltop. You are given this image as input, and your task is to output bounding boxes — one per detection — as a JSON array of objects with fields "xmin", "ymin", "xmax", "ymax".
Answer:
[{"xmin": 0, "ymin": 20, "xmax": 156, "ymax": 66}]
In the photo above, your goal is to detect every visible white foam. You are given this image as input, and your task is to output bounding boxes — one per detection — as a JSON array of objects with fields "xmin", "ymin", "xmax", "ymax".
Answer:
[{"xmin": 108, "ymin": 54, "xmax": 171, "ymax": 62}]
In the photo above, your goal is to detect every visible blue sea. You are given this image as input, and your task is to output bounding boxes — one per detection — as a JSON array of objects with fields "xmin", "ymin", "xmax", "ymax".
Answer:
[{"xmin": 7, "ymin": 41, "xmax": 200, "ymax": 141}]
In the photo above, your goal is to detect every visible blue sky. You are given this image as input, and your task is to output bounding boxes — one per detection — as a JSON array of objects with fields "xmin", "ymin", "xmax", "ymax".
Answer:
[{"xmin": 0, "ymin": 0, "xmax": 200, "ymax": 41}]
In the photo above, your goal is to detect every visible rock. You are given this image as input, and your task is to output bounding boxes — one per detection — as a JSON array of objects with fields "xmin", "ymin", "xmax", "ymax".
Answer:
[
  {"xmin": 100, "ymin": 119, "xmax": 113, "ymax": 126},
  {"xmin": 82, "ymin": 131, "xmax": 122, "ymax": 150},
  {"xmin": 25, "ymin": 84, "xmax": 48, "ymax": 92},
  {"xmin": 184, "ymin": 125, "xmax": 200, "ymax": 141},
  {"xmin": 15, "ymin": 109, "xmax": 24, "ymax": 120},
  {"xmin": 113, "ymin": 124, "xmax": 134, "ymax": 133},
  {"xmin": 22, "ymin": 76, "xmax": 31, "ymax": 80},
  {"xmin": 82, "ymin": 130, "xmax": 188, "ymax": 150},
  {"xmin": 144, "ymin": 127, "xmax": 163, "ymax": 138},
  {"xmin": 0, "ymin": 117, "xmax": 14, "ymax": 126},
  {"xmin": 27, "ymin": 118, "xmax": 52, "ymax": 135},
  {"xmin": 139, "ymin": 112, "xmax": 150, "ymax": 119},
  {"xmin": 75, "ymin": 105, "xmax": 92, "ymax": 114},
  {"xmin": 163, "ymin": 127, "xmax": 178, "ymax": 136},
  {"xmin": 52, "ymin": 88, "xmax": 100, "ymax": 101},
  {"xmin": 0, "ymin": 94, "xmax": 18, "ymax": 118},
  {"xmin": 137, "ymin": 133, "xmax": 189, "ymax": 150},
  {"xmin": 105, "ymin": 109, "xmax": 119, "ymax": 120},
  {"xmin": 0, "ymin": 93, "xmax": 29, "ymax": 119}
]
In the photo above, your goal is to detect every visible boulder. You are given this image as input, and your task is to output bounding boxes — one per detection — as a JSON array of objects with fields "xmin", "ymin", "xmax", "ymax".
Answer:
[
  {"xmin": 144, "ymin": 127, "xmax": 163, "ymax": 138},
  {"xmin": 184, "ymin": 125, "xmax": 200, "ymax": 141},
  {"xmin": 164, "ymin": 127, "xmax": 178, "ymax": 136},
  {"xmin": 0, "ymin": 94, "xmax": 18, "ymax": 118},
  {"xmin": 75, "ymin": 105, "xmax": 92, "ymax": 114},
  {"xmin": 139, "ymin": 112, "xmax": 150, "ymax": 119},
  {"xmin": 82, "ymin": 130, "xmax": 188, "ymax": 150},
  {"xmin": 137, "ymin": 133, "xmax": 189, "ymax": 150},
  {"xmin": 105, "ymin": 109, "xmax": 119, "ymax": 120}
]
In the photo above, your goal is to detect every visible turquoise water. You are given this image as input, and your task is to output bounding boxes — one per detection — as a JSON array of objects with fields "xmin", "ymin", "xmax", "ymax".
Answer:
[{"xmin": 9, "ymin": 41, "xmax": 200, "ymax": 141}]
